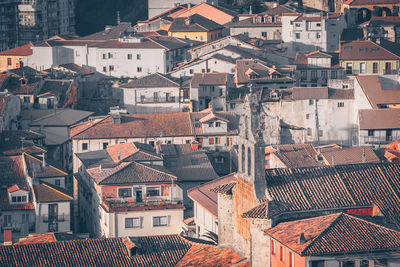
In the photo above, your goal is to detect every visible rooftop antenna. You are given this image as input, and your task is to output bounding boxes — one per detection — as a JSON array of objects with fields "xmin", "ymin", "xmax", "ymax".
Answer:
[{"xmin": 117, "ymin": 11, "xmax": 120, "ymax": 25}]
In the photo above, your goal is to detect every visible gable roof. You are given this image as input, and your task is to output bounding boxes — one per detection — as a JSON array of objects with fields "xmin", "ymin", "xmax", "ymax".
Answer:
[
  {"xmin": 169, "ymin": 14, "xmax": 223, "ymax": 32},
  {"xmin": 121, "ymin": 73, "xmax": 179, "ymax": 88},
  {"xmin": 24, "ymin": 153, "xmax": 67, "ymax": 178},
  {"xmin": 268, "ymin": 144, "xmax": 323, "ymax": 168},
  {"xmin": 87, "ymin": 161, "xmax": 177, "ymax": 185},
  {"xmin": 264, "ymin": 163, "xmax": 400, "ymax": 227},
  {"xmin": 340, "ymin": 40, "xmax": 400, "ymax": 61},
  {"xmin": 0, "ymin": 43, "xmax": 33, "ymax": 56},
  {"xmin": 359, "ymin": 109, "xmax": 400, "ymax": 130},
  {"xmin": 29, "ymin": 108, "xmax": 94, "ymax": 127},
  {"xmin": 70, "ymin": 113, "xmax": 193, "ymax": 139},
  {"xmin": 356, "ymin": 75, "xmax": 400, "ymax": 108},
  {"xmin": 53, "ymin": 63, "xmax": 94, "ymax": 75},
  {"xmin": 264, "ymin": 213, "xmax": 400, "ymax": 256},
  {"xmin": 176, "ymin": 2, "xmax": 237, "ymax": 25},
  {"xmin": 320, "ymin": 146, "xmax": 380, "ymax": 165},
  {"xmin": 190, "ymin": 73, "xmax": 229, "ymax": 88},
  {"xmin": 33, "ymin": 183, "xmax": 73, "ymax": 203},
  {"xmin": 188, "ymin": 173, "xmax": 236, "ymax": 217}
]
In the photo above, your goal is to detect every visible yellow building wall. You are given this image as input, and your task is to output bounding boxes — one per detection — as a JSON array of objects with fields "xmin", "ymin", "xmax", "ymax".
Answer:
[
  {"xmin": 0, "ymin": 55, "xmax": 24, "ymax": 72},
  {"xmin": 169, "ymin": 29, "xmax": 222, "ymax": 43},
  {"xmin": 340, "ymin": 59, "xmax": 399, "ymax": 75}
]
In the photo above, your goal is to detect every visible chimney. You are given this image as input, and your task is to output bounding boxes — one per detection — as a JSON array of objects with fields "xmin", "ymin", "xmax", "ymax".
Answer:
[
  {"xmin": 42, "ymin": 152, "xmax": 46, "ymax": 167},
  {"xmin": 123, "ymin": 237, "xmax": 141, "ymax": 257},
  {"xmin": 118, "ymin": 151, "xmax": 122, "ymax": 161},
  {"xmin": 3, "ymin": 229, "xmax": 12, "ymax": 245},
  {"xmin": 191, "ymin": 141, "xmax": 199, "ymax": 151},
  {"xmin": 155, "ymin": 141, "xmax": 161, "ymax": 155},
  {"xmin": 111, "ymin": 114, "xmax": 121, "ymax": 124},
  {"xmin": 249, "ymin": 5, "xmax": 253, "ymax": 15},
  {"xmin": 298, "ymin": 232, "xmax": 306, "ymax": 244}
]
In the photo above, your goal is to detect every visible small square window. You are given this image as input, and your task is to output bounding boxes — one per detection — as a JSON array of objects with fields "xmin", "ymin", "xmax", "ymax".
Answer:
[
  {"xmin": 137, "ymin": 67, "xmax": 142, "ymax": 72},
  {"xmin": 337, "ymin": 102, "xmax": 344, "ymax": 108},
  {"xmin": 127, "ymin": 54, "xmax": 132, "ymax": 60},
  {"xmin": 215, "ymin": 122, "xmax": 221, "ymax": 127},
  {"xmin": 306, "ymin": 114, "xmax": 310, "ymax": 119},
  {"xmin": 153, "ymin": 216, "xmax": 168, "ymax": 226},
  {"xmin": 137, "ymin": 54, "xmax": 141, "ymax": 60},
  {"xmin": 55, "ymin": 180, "xmax": 61, "ymax": 186},
  {"xmin": 82, "ymin": 143, "xmax": 88, "ymax": 150},
  {"xmin": 309, "ymin": 99, "xmax": 314, "ymax": 105},
  {"xmin": 103, "ymin": 142, "xmax": 108, "ymax": 149},
  {"xmin": 125, "ymin": 217, "xmax": 140, "ymax": 228}
]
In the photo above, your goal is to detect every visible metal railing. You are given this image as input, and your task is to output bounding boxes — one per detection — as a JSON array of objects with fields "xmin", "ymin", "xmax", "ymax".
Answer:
[{"xmin": 43, "ymin": 214, "xmax": 68, "ymax": 222}]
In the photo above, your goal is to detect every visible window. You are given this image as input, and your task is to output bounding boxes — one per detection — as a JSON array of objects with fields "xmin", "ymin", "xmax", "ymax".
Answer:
[
  {"xmin": 346, "ymin": 63, "xmax": 353, "ymax": 74},
  {"xmin": 373, "ymin": 62, "xmax": 378, "ymax": 73},
  {"xmin": 146, "ymin": 187, "xmax": 160, "ymax": 197},
  {"xmin": 280, "ymin": 246, "xmax": 285, "ymax": 261},
  {"xmin": 153, "ymin": 92, "xmax": 159, "ymax": 102},
  {"xmin": 319, "ymin": 130, "xmax": 323, "ymax": 137},
  {"xmin": 295, "ymin": 33, "xmax": 300, "ymax": 39},
  {"xmin": 215, "ymin": 122, "xmax": 221, "ymax": 127},
  {"xmin": 311, "ymin": 70, "xmax": 317, "ymax": 80},
  {"xmin": 289, "ymin": 251, "xmax": 294, "ymax": 267},
  {"xmin": 127, "ymin": 54, "xmax": 132, "ymax": 60},
  {"xmin": 209, "ymin": 137, "xmax": 215, "ymax": 145},
  {"xmin": 271, "ymin": 240, "xmax": 276, "ymax": 255},
  {"xmin": 262, "ymin": 32, "xmax": 267, "ymax": 37},
  {"xmin": 125, "ymin": 217, "xmax": 140, "ymax": 228},
  {"xmin": 189, "ymin": 69, "xmax": 194, "ymax": 74},
  {"xmin": 342, "ymin": 84, "xmax": 349, "ymax": 89},
  {"xmin": 118, "ymin": 188, "xmax": 132, "ymax": 198},
  {"xmin": 307, "ymin": 128, "xmax": 312, "ymax": 136},
  {"xmin": 200, "ymin": 35, "xmax": 203, "ymax": 41},
  {"xmin": 321, "ymin": 71, "xmax": 327, "ymax": 79},
  {"xmin": 102, "ymin": 142, "xmax": 108, "ymax": 149},
  {"xmin": 316, "ymin": 33, "xmax": 320, "ymax": 39},
  {"xmin": 311, "ymin": 261, "xmax": 324, "ymax": 267},
  {"xmin": 295, "ymin": 23, "xmax": 301, "ymax": 27},
  {"xmin": 247, "ymin": 147, "xmax": 251, "ymax": 176},
  {"xmin": 82, "ymin": 143, "xmax": 88, "ymax": 150},
  {"xmin": 23, "ymin": 96, "xmax": 30, "ymax": 103},
  {"xmin": 136, "ymin": 54, "xmax": 141, "ymax": 60},
  {"xmin": 371, "ymin": 47, "xmax": 379, "ymax": 52},
  {"xmin": 331, "ymin": 70, "xmax": 337, "ymax": 79},
  {"xmin": 215, "ymin": 137, "xmax": 221, "ymax": 145},
  {"xmin": 385, "ymin": 62, "xmax": 392, "ymax": 74},
  {"xmin": 337, "ymin": 102, "xmax": 344, "ymax": 108},
  {"xmin": 55, "ymin": 180, "xmax": 61, "ymax": 186},
  {"xmin": 359, "ymin": 47, "xmax": 367, "ymax": 52},
  {"xmin": 108, "ymin": 52, "xmax": 112, "ymax": 58},
  {"xmin": 103, "ymin": 66, "xmax": 107, "ymax": 72},
  {"xmin": 12, "ymin": 196, "xmax": 27, "ymax": 203},
  {"xmin": 7, "ymin": 58, "xmax": 12, "ymax": 66},
  {"xmin": 309, "ymin": 99, "xmax": 314, "ymax": 105},
  {"xmin": 102, "ymin": 53, "xmax": 106, "ymax": 59},
  {"xmin": 227, "ymin": 136, "xmax": 233, "ymax": 146},
  {"xmin": 368, "ymin": 129, "xmax": 374, "ymax": 136},
  {"xmin": 360, "ymin": 62, "xmax": 366, "ymax": 73},
  {"xmin": 306, "ymin": 114, "xmax": 310, "ymax": 119},
  {"xmin": 301, "ymin": 70, "xmax": 307, "ymax": 80},
  {"xmin": 153, "ymin": 216, "xmax": 168, "ymax": 226},
  {"xmin": 48, "ymin": 222, "xmax": 58, "ymax": 232},
  {"xmin": 208, "ymin": 122, "xmax": 214, "ymax": 127},
  {"xmin": 109, "ymin": 65, "xmax": 114, "ymax": 71},
  {"xmin": 137, "ymin": 67, "xmax": 142, "ymax": 72}
]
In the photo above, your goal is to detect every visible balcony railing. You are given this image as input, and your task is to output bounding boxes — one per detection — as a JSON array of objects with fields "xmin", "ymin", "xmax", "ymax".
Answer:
[
  {"xmin": 102, "ymin": 198, "xmax": 183, "ymax": 212},
  {"xmin": 139, "ymin": 97, "xmax": 177, "ymax": 104},
  {"xmin": 43, "ymin": 214, "xmax": 68, "ymax": 222},
  {"xmin": 362, "ymin": 136, "xmax": 395, "ymax": 145}
]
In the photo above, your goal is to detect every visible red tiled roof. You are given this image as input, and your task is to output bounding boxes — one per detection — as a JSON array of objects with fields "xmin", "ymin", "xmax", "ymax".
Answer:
[
  {"xmin": 71, "ymin": 113, "xmax": 193, "ymax": 139},
  {"xmin": 188, "ymin": 173, "xmax": 236, "ymax": 217},
  {"xmin": 106, "ymin": 143, "xmax": 139, "ymax": 163},
  {"xmin": 340, "ymin": 40, "xmax": 400, "ymax": 60},
  {"xmin": 198, "ymin": 112, "xmax": 229, "ymax": 123},
  {"xmin": 15, "ymin": 233, "xmax": 57, "ymax": 245},
  {"xmin": 33, "ymin": 183, "xmax": 73, "ymax": 203},
  {"xmin": 359, "ymin": 109, "xmax": 400, "ymax": 130},
  {"xmin": 320, "ymin": 146, "xmax": 380, "ymax": 165},
  {"xmin": 344, "ymin": 0, "xmax": 400, "ymax": 5},
  {"xmin": 292, "ymin": 87, "xmax": 328, "ymax": 100},
  {"xmin": 7, "ymin": 184, "xmax": 28, "ymax": 193},
  {"xmin": 0, "ymin": 43, "xmax": 33, "ymax": 56},
  {"xmin": 264, "ymin": 213, "xmax": 400, "ymax": 256},
  {"xmin": 355, "ymin": 75, "xmax": 400, "ymax": 108},
  {"xmin": 209, "ymin": 181, "xmax": 236, "ymax": 195},
  {"xmin": 190, "ymin": 72, "xmax": 228, "ymax": 87}
]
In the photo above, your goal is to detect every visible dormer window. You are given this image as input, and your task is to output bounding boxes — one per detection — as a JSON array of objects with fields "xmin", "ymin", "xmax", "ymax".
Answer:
[
  {"xmin": 209, "ymin": 122, "xmax": 214, "ymax": 127},
  {"xmin": 215, "ymin": 122, "xmax": 221, "ymax": 127},
  {"xmin": 12, "ymin": 196, "xmax": 27, "ymax": 203}
]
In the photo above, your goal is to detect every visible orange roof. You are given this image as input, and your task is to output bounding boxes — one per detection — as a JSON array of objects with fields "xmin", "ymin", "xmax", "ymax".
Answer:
[
  {"xmin": 199, "ymin": 112, "xmax": 229, "ymax": 123},
  {"xmin": 7, "ymin": 184, "xmax": 28, "ymax": 193},
  {"xmin": 176, "ymin": 2, "xmax": 237, "ymax": 25},
  {"xmin": 106, "ymin": 143, "xmax": 139, "ymax": 163},
  {"xmin": 0, "ymin": 43, "xmax": 33, "ymax": 56},
  {"xmin": 15, "ymin": 233, "xmax": 57, "ymax": 245}
]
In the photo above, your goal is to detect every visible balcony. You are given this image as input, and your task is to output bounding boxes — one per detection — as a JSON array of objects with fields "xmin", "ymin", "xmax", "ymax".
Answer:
[
  {"xmin": 139, "ymin": 97, "xmax": 177, "ymax": 104},
  {"xmin": 362, "ymin": 136, "xmax": 395, "ymax": 145},
  {"xmin": 102, "ymin": 198, "xmax": 184, "ymax": 212},
  {"xmin": 43, "ymin": 214, "xmax": 68, "ymax": 222}
]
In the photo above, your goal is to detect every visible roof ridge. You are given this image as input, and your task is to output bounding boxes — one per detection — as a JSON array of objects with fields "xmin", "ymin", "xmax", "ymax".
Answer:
[
  {"xmin": 98, "ymin": 161, "xmax": 134, "ymax": 184},
  {"xmin": 156, "ymin": 72, "xmax": 180, "ymax": 86},
  {"xmin": 23, "ymin": 152, "xmax": 67, "ymax": 176},
  {"xmin": 136, "ymin": 161, "xmax": 177, "ymax": 180},
  {"xmin": 188, "ymin": 173, "xmax": 236, "ymax": 193},
  {"xmin": 368, "ymin": 40, "xmax": 400, "ymax": 59},
  {"xmin": 147, "ymin": 37, "xmax": 170, "ymax": 50},
  {"xmin": 70, "ymin": 115, "xmax": 109, "ymax": 138},
  {"xmin": 41, "ymin": 183, "xmax": 73, "ymax": 200},
  {"xmin": 301, "ymin": 213, "xmax": 343, "ymax": 255}
]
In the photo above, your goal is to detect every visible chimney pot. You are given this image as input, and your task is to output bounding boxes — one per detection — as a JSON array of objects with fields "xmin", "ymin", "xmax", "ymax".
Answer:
[{"xmin": 298, "ymin": 232, "xmax": 306, "ymax": 244}]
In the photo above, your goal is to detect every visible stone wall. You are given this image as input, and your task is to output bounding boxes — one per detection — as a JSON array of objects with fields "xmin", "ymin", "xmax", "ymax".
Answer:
[{"xmin": 251, "ymin": 219, "xmax": 272, "ymax": 267}]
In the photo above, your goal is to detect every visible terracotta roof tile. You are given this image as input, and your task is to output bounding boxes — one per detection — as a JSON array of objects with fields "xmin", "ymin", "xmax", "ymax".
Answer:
[
  {"xmin": 188, "ymin": 173, "xmax": 236, "ymax": 217},
  {"xmin": 265, "ymin": 213, "xmax": 400, "ymax": 256},
  {"xmin": 24, "ymin": 153, "xmax": 67, "ymax": 178},
  {"xmin": 0, "ymin": 43, "xmax": 33, "ymax": 56},
  {"xmin": 210, "ymin": 181, "xmax": 236, "ymax": 195},
  {"xmin": 169, "ymin": 14, "xmax": 223, "ymax": 32},
  {"xmin": 176, "ymin": 2, "xmax": 237, "ymax": 25},
  {"xmin": 15, "ymin": 233, "xmax": 57, "ymax": 245},
  {"xmin": 190, "ymin": 73, "xmax": 228, "ymax": 88},
  {"xmin": 33, "ymin": 183, "xmax": 73, "ymax": 203},
  {"xmin": 121, "ymin": 73, "xmax": 179, "ymax": 88},
  {"xmin": 71, "ymin": 113, "xmax": 193, "ymax": 139},
  {"xmin": 340, "ymin": 40, "xmax": 400, "ymax": 61},
  {"xmin": 292, "ymin": 87, "xmax": 328, "ymax": 100},
  {"xmin": 264, "ymin": 163, "xmax": 400, "ymax": 227},
  {"xmin": 268, "ymin": 144, "xmax": 323, "ymax": 168},
  {"xmin": 320, "ymin": 146, "xmax": 380, "ymax": 165},
  {"xmin": 106, "ymin": 143, "xmax": 139, "ymax": 163},
  {"xmin": 359, "ymin": 109, "xmax": 400, "ymax": 130},
  {"xmin": 355, "ymin": 75, "xmax": 400, "ymax": 108}
]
